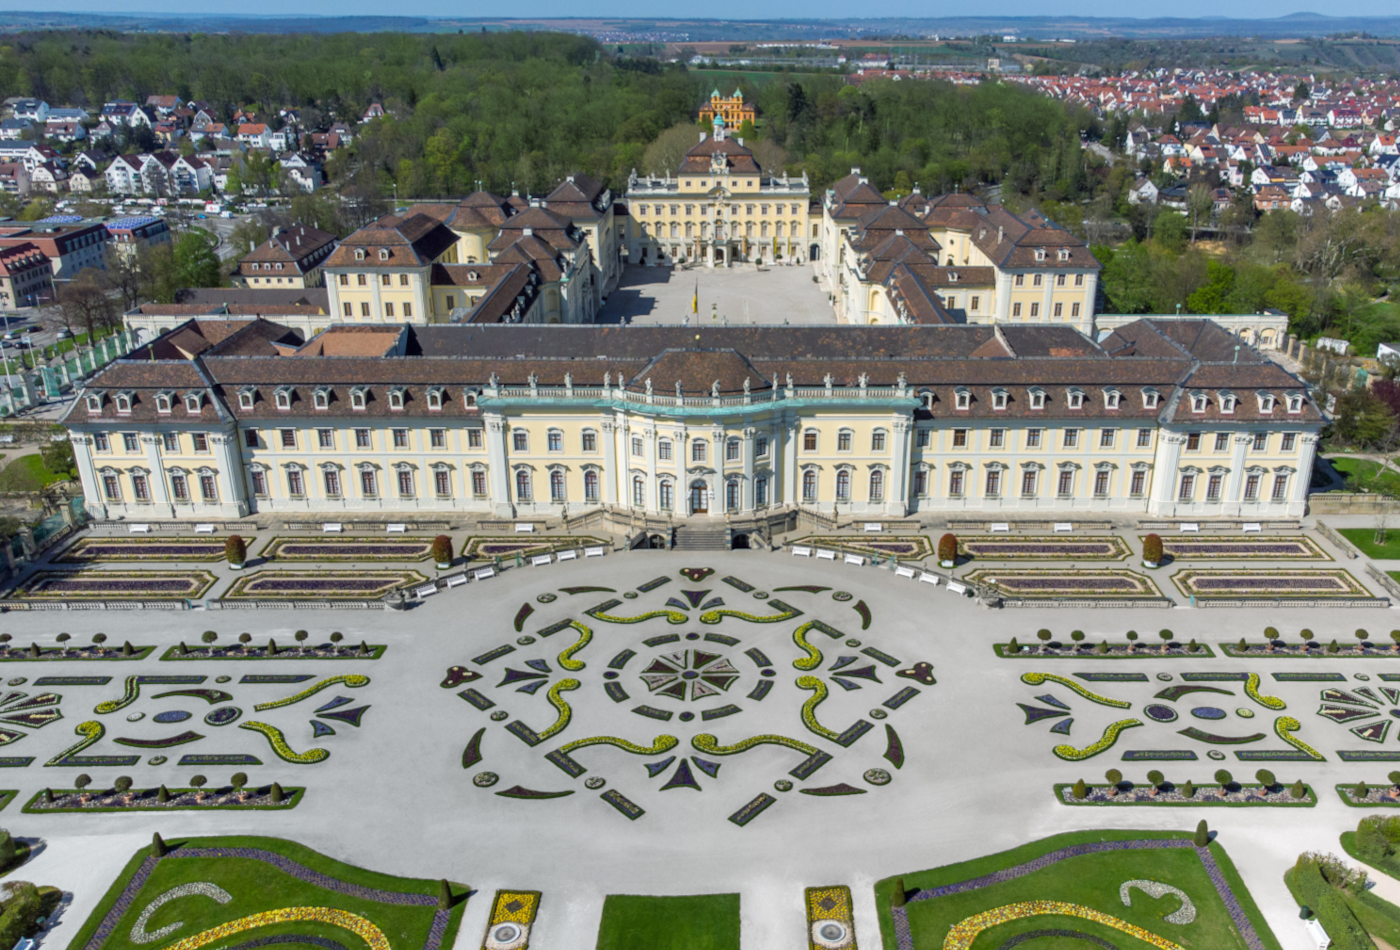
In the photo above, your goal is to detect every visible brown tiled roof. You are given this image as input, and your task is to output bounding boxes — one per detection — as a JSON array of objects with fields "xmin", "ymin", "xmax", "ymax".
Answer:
[
  {"xmin": 324, "ymin": 213, "xmax": 457, "ymax": 269},
  {"xmin": 626, "ymin": 349, "xmax": 768, "ymax": 395},
  {"xmin": 545, "ymin": 174, "xmax": 607, "ymax": 220},
  {"xmin": 294, "ymin": 326, "xmax": 402, "ymax": 357},
  {"xmin": 679, "ymin": 136, "xmax": 760, "ymax": 176}
]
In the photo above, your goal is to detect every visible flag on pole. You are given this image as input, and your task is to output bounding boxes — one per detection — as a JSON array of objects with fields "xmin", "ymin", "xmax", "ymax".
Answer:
[{"xmin": 692, "ymin": 280, "xmax": 698, "ymax": 315}]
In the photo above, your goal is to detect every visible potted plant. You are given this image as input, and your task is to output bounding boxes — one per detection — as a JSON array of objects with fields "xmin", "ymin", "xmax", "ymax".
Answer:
[
  {"xmin": 225, "ymin": 535, "xmax": 246, "ymax": 569},
  {"xmin": 1142, "ymin": 533, "xmax": 1163, "ymax": 568},
  {"xmin": 937, "ymin": 533, "xmax": 957, "ymax": 569},
  {"xmin": 432, "ymin": 535, "xmax": 453, "ymax": 570}
]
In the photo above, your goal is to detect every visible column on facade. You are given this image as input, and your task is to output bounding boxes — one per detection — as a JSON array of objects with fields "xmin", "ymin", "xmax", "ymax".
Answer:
[
  {"xmin": 782, "ymin": 412, "xmax": 798, "ymax": 504},
  {"xmin": 71, "ymin": 435, "xmax": 103, "ymax": 518},
  {"xmin": 890, "ymin": 416, "xmax": 912, "ymax": 515},
  {"xmin": 1291, "ymin": 433, "xmax": 1320, "ymax": 510},
  {"xmin": 645, "ymin": 427, "xmax": 658, "ymax": 513},
  {"xmin": 142, "ymin": 434, "xmax": 172, "ymax": 516},
  {"xmin": 613, "ymin": 418, "xmax": 630, "ymax": 509},
  {"xmin": 676, "ymin": 430, "xmax": 688, "ymax": 510},
  {"xmin": 1148, "ymin": 432, "xmax": 1186, "ymax": 514},
  {"xmin": 484, "ymin": 415, "xmax": 511, "ymax": 515},
  {"xmin": 994, "ymin": 271, "xmax": 1013, "ymax": 323},
  {"xmin": 601, "ymin": 419, "xmax": 619, "ymax": 505},
  {"xmin": 1225, "ymin": 434, "xmax": 1250, "ymax": 512},
  {"xmin": 210, "ymin": 429, "xmax": 248, "ymax": 516},
  {"xmin": 712, "ymin": 429, "xmax": 724, "ymax": 512},
  {"xmin": 741, "ymin": 426, "xmax": 755, "ymax": 510}
]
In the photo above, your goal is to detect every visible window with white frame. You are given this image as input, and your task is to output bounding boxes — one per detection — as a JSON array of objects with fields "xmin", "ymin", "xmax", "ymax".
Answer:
[
  {"xmin": 803, "ymin": 431, "xmax": 818, "ymax": 452},
  {"xmin": 1137, "ymin": 428, "xmax": 1152, "ymax": 448},
  {"xmin": 102, "ymin": 473, "xmax": 121, "ymax": 501},
  {"xmin": 427, "ymin": 389, "xmax": 443, "ymax": 411},
  {"xmin": 397, "ymin": 468, "xmax": 414, "ymax": 497},
  {"xmin": 1142, "ymin": 389, "xmax": 1160, "ymax": 408},
  {"xmin": 1282, "ymin": 433, "xmax": 1297, "ymax": 452},
  {"xmin": 835, "ymin": 470, "xmax": 851, "ymax": 501},
  {"xmin": 803, "ymin": 470, "xmax": 818, "ymax": 502},
  {"xmin": 512, "ymin": 430, "xmax": 529, "ymax": 452},
  {"xmin": 430, "ymin": 429, "xmax": 446, "ymax": 449},
  {"xmin": 754, "ymin": 476, "xmax": 768, "ymax": 506},
  {"xmin": 122, "ymin": 432, "xmax": 139, "ymax": 452},
  {"xmin": 238, "ymin": 389, "xmax": 255, "ymax": 410},
  {"xmin": 989, "ymin": 428, "xmax": 1005, "ymax": 448},
  {"xmin": 360, "ymin": 468, "xmax": 378, "ymax": 497},
  {"xmin": 1221, "ymin": 392, "xmax": 1237, "ymax": 413},
  {"xmin": 630, "ymin": 436, "xmax": 643, "ymax": 457},
  {"xmin": 1206, "ymin": 473, "xmax": 1223, "ymax": 501},
  {"xmin": 658, "ymin": 439, "xmax": 672, "ymax": 461},
  {"xmin": 515, "ymin": 470, "xmax": 531, "ymax": 502},
  {"xmin": 287, "ymin": 468, "xmax": 304, "ymax": 497},
  {"xmin": 392, "ymin": 429, "xmax": 408, "ymax": 449},
  {"xmin": 1094, "ymin": 469, "xmax": 1111, "ymax": 496},
  {"xmin": 954, "ymin": 388, "xmax": 971, "ymax": 410},
  {"xmin": 1191, "ymin": 393, "xmax": 1208, "ymax": 413},
  {"xmin": 116, "ymin": 393, "xmax": 132, "ymax": 414},
  {"xmin": 1178, "ymin": 473, "xmax": 1195, "ymax": 500},
  {"xmin": 916, "ymin": 429, "xmax": 931, "ymax": 449},
  {"xmin": 434, "ymin": 468, "xmax": 451, "ymax": 497},
  {"xmin": 324, "ymin": 468, "xmax": 342, "ymax": 497},
  {"xmin": 170, "ymin": 472, "xmax": 188, "ymax": 501},
  {"xmin": 692, "ymin": 440, "xmax": 707, "ymax": 463},
  {"xmin": 913, "ymin": 468, "xmax": 929, "ymax": 497},
  {"xmin": 1099, "ymin": 428, "xmax": 1115, "ymax": 448},
  {"xmin": 1244, "ymin": 473, "xmax": 1261, "ymax": 500},
  {"xmin": 467, "ymin": 428, "xmax": 483, "ymax": 449},
  {"xmin": 1130, "ymin": 469, "xmax": 1147, "ymax": 496},
  {"xmin": 1286, "ymin": 393, "xmax": 1303, "ymax": 413},
  {"xmin": 726, "ymin": 478, "xmax": 740, "ymax": 510},
  {"xmin": 837, "ymin": 430, "xmax": 852, "ymax": 452},
  {"xmin": 313, "ymin": 389, "xmax": 329, "ymax": 410},
  {"xmin": 350, "ymin": 389, "xmax": 366, "ymax": 411},
  {"xmin": 1252, "ymin": 432, "xmax": 1268, "ymax": 451},
  {"xmin": 1021, "ymin": 468, "xmax": 1038, "ymax": 496},
  {"xmin": 869, "ymin": 470, "xmax": 884, "ymax": 502},
  {"xmin": 1272, "ymin": 474, "xmax": 1289, "ymax": 500},
  {"xmin": 632, "ymin": 475, "xmax": 645, "ymax": 507},
  {"xmin": 471, "ymin": 469, "xmax": 487, "ymax": 497},
  {"xmin": 1066, "ymin": 389, "xmax": 1084, "ymax": 410},
  {"xmin": 585, "ymin": 470, "xmax": 600, "ymax": 502},
  {"xmin": 548, "ymin": 430, "xmax": 563, "ymax": 452},
  {"xmin": 94, "ymin": 432, "xmax": 109, "ymax": 452},
  {"xmin": 355, "ymin": 429, "xmax": 371, "ymax": 449},
  {"xmin": 1025, "ymin": 428, "xmax": 1042, "ymax": 448},
  {"xmin": 1213, "ymin": 432, "xmax": 1229, "ymax": 452},
  {"xmin": 550, "ymin": 470, "xmax": 566, "ymax": 502},
  {"xmin": 156, "ymin": 393, "xmax": 172, "ymax": 414},
  {"xmin": 199, "ymin": 474, "xmax": 218, "ymax": 502},
  {"xmin": 756, "ymin": 434, "xmax": 769, "ymax": 457},
  {"xmin": 948, "ymin": 468, "xmax": 965, "ymax": 497},
  {"xmin": 274, "ymin": 389, "xmax": 292, "ymax": 410},
  {"xmin": 280, "ymin": 429, "xmax": 296, "ymax": 449},
  {"xmin": 984, "ymin": 468, "xmax": 1001, "ymax": 496},
  {"xmin": 163, "ymin": 433, "xmax": 179, "ymax": 451},
  {"xmin": 1258, "ymin": 392, "xmax": 1276, "ymax": 413},
  {"xmin": 1063, "ymin": 429, "xmax": 1079, "ymax": 449},
  {"xmin": 85, "ymin": 392, "xmax": 103, "ymax": 413},
  {"xmin": 1104, "ymin": 389, "xmax": 1121, "ymax": 409},
  {"xmin": 992, "ymin": 388, "xmax": 1008, "ymax": 410},
  {"xmin": 388, "ymin": 389, "xmax": 404, "ymax": 411},
  {"xmin": 1029, "ymin": 388, "xmax": 1046, "ymax": 410},
  {"xmin": 1057, "ymin": 469, "xmax": 1075, "ymax": 495},
  {"xmin": 582, "ymin": 430, "xmax": 597, "ymax": 453},
  {"xmin": 131, "ymin": 472, "xmax": 149, "ymax": 501}
]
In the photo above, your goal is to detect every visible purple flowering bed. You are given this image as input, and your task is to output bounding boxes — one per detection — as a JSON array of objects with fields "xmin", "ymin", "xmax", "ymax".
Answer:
[
  {"xmin": 8, "ymin": 570, "xmax": 218, "ymax": 600},
  {"xmin": 259, "ymin": 537, "xmax": 436, "ymax": 562},
  {"xmin": 24, "ymin": 785, "xmax": 304, "ymax": 812},
  {"xmin": 963, "ymin": 568, "xmax": 1162, "ymax": 598},
  {"xmin": 1152, "ymin": 536, "xmax": 1329, "ymax": 561},
  {"xmin": 1057, "ymin": 783, "xmax": 1315, "ymax": 805},
  {"xmin": 959, "ymin": 535, "xmax": 1130, "ymax": 561},
  {"xmin": 1173, "ymin": 569, "xmax": 1371, "ymax": 599},
  {"xmin": 222, "ymin": 570, "xmax": 427, "ymax": 600},
  {"xmin": 58, "ymin": 538, "xmax": 235, "ymax": 563},
  {"xmin": 462, "ymin": 536, "xmax": 608, "ymax": 560},
  {"xmin": 788, "ymin": 535, "xmax": 933, "ymax": 559}
]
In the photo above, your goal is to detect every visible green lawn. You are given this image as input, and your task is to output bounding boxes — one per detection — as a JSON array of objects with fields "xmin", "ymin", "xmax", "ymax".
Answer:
[
  {"xmin": 873, "ymin": 830, "xmax": 1281, "ymax": 950},
  {"xmin": 1340, "ymin": 527, "xmax": 1400, "ymax": 560},
  {"xmin": 67, "ymin": 835, "xmax": 466, "ymax": 950},
  {"xmin": 0, "ymin": 453, "xmax": 70, "ymax": 491},
  {"xmin": 1330, "ymin": 458, "xmax": 1400, "ymax": 498},
  {"xmin": 596, "ymin": 894, "xmax": 740, "ymax": 950}
]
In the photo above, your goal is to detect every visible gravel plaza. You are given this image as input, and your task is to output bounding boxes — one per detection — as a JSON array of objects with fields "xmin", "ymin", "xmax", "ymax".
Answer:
[
  {"xmin": 10, "ymin": 517, "xmax": 1400, "ymax": 950},
  {"xmin": 597, "ymin": 263, "xmax": 837, "ymax": 326}
]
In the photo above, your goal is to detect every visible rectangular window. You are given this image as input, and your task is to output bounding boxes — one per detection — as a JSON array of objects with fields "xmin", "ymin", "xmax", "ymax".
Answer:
[
  {"xmin": 94, "ymin": 433, "xmax": 110, "ymax": 452},
  {"xmin": 192, "ymin": 434, "xmax": 208, "ymax": 453},
  {"xmin": 288, "ymin": 469, "xmax": 304, "ymax": 497},
  {"xmin": 1137, "ymin": 428, "xmax": 1152, "ymax": 448},
  {"xmin": 398, "ymin": 470, "xmax": 413, "ymax": 497},
  {"xmin": 123, "ymin": 433, "xmax": 139, "ymax": 452},
  {"xmin": 400, "ymin": 274, "xmax": 409, "ymax": 286},
  {"xmin": 318, "ymin": 429, "xmax": 334, "ymax": 449},
  {"xmin": 970, "ymin": 295, "xmax": 980, "ymax": 311},
  {"xmin": 952, "ymin": 429, "xmax": 968, "ymax": 448},
  {"xmin": 1012, "ymin": 302, "xmax": 1022, "ymax": 317},
  {"xmin": 548, "ymin": 431, "xmax": 563, "ymax": 452},
  {"xmin": 403, "ymin": 303, "xmax": 412, "ymax": 318},
  {"xmin": 1099, "ymin": 428, "xmax": 1115, "ymax": 448},
  {"xmin": 1186, "ymin": 432, "xmax": 1201, "ymax": 451},
  {"xmin": 468, "ymin": 429, "xmax": 483, "ymax": 449},
  {"xmin": 1130, "ymin": 470, "xmax": 1146, "ymax": 496},
  {"xmin": 381, "ymin": 274, "xmax": 391, "ymax": 286},
  {"xmin": 1063, "ymin": 429, "xmax": 1079, "ymax": 448},
  {"xmin": 392, "ymin": 429, "xmax": 408, "ymax": 449},
  {"xmin": 583, "ymin": 432, "xmax": 597, "ymax": 452},
  {"xmin": 513, "ymin": 431, "xmax": 528, "ymax": 452},
  {"xmin": 384, "ymin": 302, "xmax": 394, "ymax": 318},
  {"xmin": 171, "ymin": 473, "xmax": 188, "ymax": 501},
  {"xmin": 132, "ymin": 473, "xmax": 149, "ymax": 501},
  {"xmin": 1029, "ymin": 302, "xmax": 1040, "ymax": 318},
  {"xmin": 692, "ymin": 440, "xmax": 707, "ymax": 463},
  {"xmin": 445, "ymin": 295, "xmax": 455, "ymax": 311},
  {"xmin": 199, "ymin": 474, "xmax": 217, "ymax": 502},
  {"xmin": 1075, "ymin": 274, "xmax": 1085, "ymax": 286},
  {"xmin": 472, "ymin": 471, "xmax": 487, "ymax": 497},
  {"xmin": 803, "ymin": 432, "xmax": 817, "ymax": 451},
  {"xmin": 343, "ymin": 302, "xmax": 353, "ymax": 317},
  {"xmin": 355, "ymin": 429, "xmax": 371, "ymax": 449},
  {"xmin": 837, "ymin": 431, "xmax": 852, "ymax": 452},
  {"xmin": 1053, "ymin": 302, "xmax": 1063, "ymax": 318},
  {"xmin": 435, "ymin": 470, "xmax": 450, "ymax": 496},
  {"xmin": 755, "ymin": 478, "xmax": 768, "ymax": 506},
  {"xmin": 726, "ymin": 440, "xmax": 740, "ymax": 462},
  {"xmin": 360, "ymin": 302, "xmax": 370, "ymax": 316},
  {"xmin": 280, "ymin": 429, "xmax": 296, "ymax": 449},
  {"xmin": 429, "ymin": 429, "xmax": 445, "ymax": 449},
  {"xmin": 361, "ymin": 470, "xmax": 377, "ymax": 497},
  {"xmin": 1014, "ymin": 274, "xmax": 1024, "ymax": 287},
  {"xmin": 243, "ymin": 430, "xmax": 258, "ymax": 449},
  {"xmin": 631, "ymin": 436, "xmax": 643, "ymax": 457},
  {"xmin": 1026, "ymin": 428, "xmax": 1042, "ymax": 448},
  {"xmin": 324, "ymin": 469, "xmax": 341, "ymax": 497},
  {"xmin": 756, "ymin": 435, "xmax": 769, "ymax": 457},
  {"xmin": 1056, "ymin": 274, "xmax": 1067, "ymax": 287},
  {"xmin": 1094, "ymin": 470, "xmax": 1110, "ymax": 496},
  {"xmin": 1057, "ymin": 470, "xmax": 1074, "ymax": 495},
  {"xmin": 1021, "ymin": 469, "xmax": 1037, "ymax": 496},
  {"xmin": 914, "ymin": 469, "xmax": 929, "ymax": 497},
  {"xmin": 102, "ymin": 474, "xmax": 121, "ymax": 500},
  {"xmin": 916, "ymin": 430, "xmax": 931, "ymax": 449},
  {"xmin": 1033, "ymin": 274, "xmax": 1043, "ymax": 287},
  {"xmin": 949, "ymin": 470, "xmax": 964, "ymax": 496},
  {"xmin": 1072, "ymin": 302, "xmax": 1081, "ymax": 317},
  {"xmin": 984, "ymin": 469, "xmax": 1001, "ymax": 497},
  {"xmin": 1272, "ymin": 475, "xmax": 1289, "ymax": 500},
  {"xmin": 658, "ymin": 440, "xmax": 672, "ymax": 461},
  {"xmin": 1252, "ymin": 432, "xmax": 1268, "ymax": 451},
  {"xmin": 1207, "ymin": 474, "xmax": 1223, "ymax": 501},
  {"xmin": 1214, "ymin": 432, "xmax": 1229, "ymax": 452},
  {"xmin": 1244, "ymin": 474, "xmax": 1261, "ymax": 500},
  {"xmin": 989, "ymin": 429, "xmax": 1005, "ymax": 448},
  {"xmin": 1178, "ymin": 474, "xmax": 1195, "ymax": 500},
  {"xmin": 163, "ymin": 433, "xmax": 179, "ymax": 451},
  {"xmin": 1282, "ymin": 433, "xmax": 1297, "ymax": 452}
]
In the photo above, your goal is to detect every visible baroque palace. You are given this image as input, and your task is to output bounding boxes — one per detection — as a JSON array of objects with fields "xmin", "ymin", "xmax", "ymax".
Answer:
[{"xmin": 63, "ymin": 317, "xmax": 1320, "ymax": 523}]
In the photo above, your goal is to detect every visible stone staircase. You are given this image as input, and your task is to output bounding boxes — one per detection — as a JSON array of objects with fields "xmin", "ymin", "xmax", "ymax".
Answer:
[{"xmin": 672, "ymin": 524, "xmax": 730, "ymax": 552}]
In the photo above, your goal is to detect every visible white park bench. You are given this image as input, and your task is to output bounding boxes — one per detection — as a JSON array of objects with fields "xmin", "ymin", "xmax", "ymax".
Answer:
[
  {"xmin": 322, "ymin": 523, "xmax": 343, "ymax": 533},
  {"xmin": 128, "ymin": 524, "xmax": 151, "ymax": 534},
  {"xmin": 895, "ymin": 565, "xmax": 917, "ymax": 579},
  {"xmin": 947, "ymin": 581, "xmax": 968, "ymax": 594},
  {"xmin": 1242, "ymin": 523, "xmax": 1263, "ymax": 534},
  {"xmin": 1179, "ymin": 523, "xmax": 1200, "ymax": 533},
  {"xmin": 531, "ymin": 554, "xmax": 553, "ymax": 567},
  {"xmin": 918, "ymin": 572, "xmax": 940, "ymax": 586},
  {"xmin": 584, "ymin": 547, "xmax": 606, "ymax": 558},
  {"xmin": 557, "ymin": 550, "xmax": 578, "ymax": 561},
  {"xmin": 791, "ymin": 545, "xmax": 812, "ymax": 557},
  {"xmin": 815, "ymin": 549, "xmax": 837, "ymax": 561},
  {"xmin": 863, "ymin": 522, "xmax": 883, "ymax": 532},
  {"xmin": 514, "ymin": 523, "xmax": 535, "ymax": 533},
  {"xmin": 473, "ymin": 567, "xmax": 496, "ymax": 581},
  {"xmin": 445, "ymin": 574, "xmax": 469, "ymax": 588},
  {"xmin": 386, "ymin": 523, "xmax": 407, "ymax": 534},
  {"xmin": 990, "ymin": 523, "xmax": 1010, "ymax": 533},
  {"xmin": 414, "ymin": 584, "xmax": 438, "ymax": 598},
  {"xmin": 1054, "ymin": 523, "xmax": 1073, "ymax": 533},
  {"xmin": 194, "ymin": 524, "xmax": 217, "ymax": 534},
  {"xmin": 844, "ymin": 554, "xmax": 865, "ymax": 566}
]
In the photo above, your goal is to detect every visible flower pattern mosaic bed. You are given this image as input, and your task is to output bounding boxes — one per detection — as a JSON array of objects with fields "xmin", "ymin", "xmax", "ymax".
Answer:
[
  {"xmin": 258, "ymin": 538, "xmax": 437, "ymax": 562},
  {"xmin": 223, "ymin": 571, "xmax": 427, "ymax": 600},
  {"xmin": 7, "ymin": 570, "xmax": 218, "ymax": 601},
  {"xmin": 1172, "ymin": 569, "xmax": 1373, "ymax": 599},
  {"xmin": 1150, "ymin": 536, "xmax": 1329, "ymax": 560},
  {"xmin": 787, "ymin": 536, "xmax": 933, "ymax": 560},
  {"xmin": 959, "ymin": 536, "xmax": 1130, "ymax": 561},
  {"xmin": 963, "ymin": 569, "xmax": 1162, "ymax": 598},
  {"xmin": 58, "ymin": 538, "xmax": 237, "ymax": 563}
]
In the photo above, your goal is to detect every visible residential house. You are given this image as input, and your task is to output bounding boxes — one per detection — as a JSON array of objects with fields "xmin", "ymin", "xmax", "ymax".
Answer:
[
  {"xmin": 67, "ymin": 167, "xmax": 100, "ymax": 194},
  {"xmin": 44, "ymin": 120, "xmax": 86, "ymax": 143},
  {"xmin": 0, "ymin": 242, "xmax": 53, "ymax": 308},
  {"xmin": 0, "ymin": 142, "xmax": 56, "ymax": 174},
  {"xmin": 145, "ymin": 95, "xmax": 182, "ymax": 116},
  {"xmin": 0, "ymin": 119, "xmax": 34, "ymax": 141},
  {"xmin": 234, "ymin": 224, "xmax": 340, "ymax": 288},
  {"xmin": 29, "ymin": 162, "xmax": 66, "ymax": 193},
  {"xmin": 101, "ymin": 101, "xmax": 150, "ymax": 128},
  {"xmin": 0, "ymin": 163, "xmax": 29, "ymax": 196},
  {"xmin": 106, "ymin": 216, "xmax": 172, "ymax": 260},
  {"xmin": 0, "ymin": 222, "xmax": 109, "ymax": 276},
  {"xmin": 236, "ymin": 124, "xmax": 270, "ymax": 148},
  {"xmin": 361, "ymin": 103, "xmax": 385, "ymax": 123}
]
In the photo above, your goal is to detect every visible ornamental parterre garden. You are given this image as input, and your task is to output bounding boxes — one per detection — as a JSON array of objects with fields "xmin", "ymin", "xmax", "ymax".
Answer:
[
  {"xmin": 964, "ymin": 568, "xmax": 1163, "ymax": 599},
  {"xmin": 958, "ymin": 535, "xmax": 1131, "ymax": 561},
  {"xmin": 222, "ymin": 571, "xmax": 427, "ymax": 600},
  {"xmin": 1150, "ymin": 536, "xmax": 1331, "ymax": 560},
  {"xmin": 461, "ymin": 536, "xmax": 609, "ymax": 562},
  {"xmin": 1171, "ymin": 568, "xmax": 1375, "ymax": 600},
  {"xmin": 257, "ymin": 537, "xmax": 438, "ymax": 562},
  {"xmin": 57, "ymin": 538, "xmax": 243, "ymax": 563},
  {"xmin": 6, "ymin": 570, "xmax": 219, "ymax": 601}
]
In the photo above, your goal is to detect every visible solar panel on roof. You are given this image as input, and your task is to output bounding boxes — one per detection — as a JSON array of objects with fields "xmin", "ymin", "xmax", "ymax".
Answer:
[
  {"xmin": 106, "ymin": 217, "xmax": 162, "ymax": 230},
  {"xmin": 36, "ymin": 215, "xmax": 82, "ymax": 224}
]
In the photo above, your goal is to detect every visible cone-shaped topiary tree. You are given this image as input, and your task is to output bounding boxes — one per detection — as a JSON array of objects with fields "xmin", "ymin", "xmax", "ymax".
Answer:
[
  {"xmin": 1291, "ymin": 780, "xmax": 1307, "ymax": 799},
  {"xmin": 432, "ymin": 536, "xmax": 453, "ymax": 565},
  {"xmin": 1072, "ymin": 778, "xmax": 1087, "ymax": 799},
  {"xmin": 438, "ymin": 879, "xmax": 452, "ymax": 910},
  {"xmin": 1194, "ymin": 820, "xmax": 1209, "ymax": 847},
  {"xmin": 891, "ymin": 878, "xmax": 907, "ymax": 908},
  {"xmin": 151, "ymin": 832, "xmax": 167, "ymax": 857},
  {"xmin": 938, "ymin": 533, "xmax": 957, "ymax": 565},
  {"xmin": 157, "ymin": 785, "xmax": 169, "ymax": 804},
  {"xmin": 270, "ymin": 782, "xmax": 284, "ymax": 804}
]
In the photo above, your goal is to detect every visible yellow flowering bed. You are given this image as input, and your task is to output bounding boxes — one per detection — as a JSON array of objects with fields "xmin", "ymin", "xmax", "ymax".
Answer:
[
  {"xmin": 164, "ymin": 907, "xmax": 389, "ymax": 950},
  {"xmin": 942, "ymin": 901, "xmax": 1184, "ymax": 950}
]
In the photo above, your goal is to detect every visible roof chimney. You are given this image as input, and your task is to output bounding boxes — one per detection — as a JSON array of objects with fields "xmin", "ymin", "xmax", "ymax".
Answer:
[
  {"xmin": 523, "ymin": 227, "xmax": 533, "ymax": 237},
  {"xmin": 997, "ymin": 226, "xmax": 1003, "ymax": 245},
  {"xmin": 700, "ymin": 132, "xmax": 707, "ymax": 143}
]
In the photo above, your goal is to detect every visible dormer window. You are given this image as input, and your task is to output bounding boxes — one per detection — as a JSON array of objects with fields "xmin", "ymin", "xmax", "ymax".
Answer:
[
  {"xmin": 1057, "ymin": 248, "xmax": 1070, "ymax": 261},
  {"xmin": 238, "ymin": 388, "xmax": 256, "ymax": 410},
  {"xmin": 378, "ymin": 249, "xmax": 390, "ymax": 261},
  {"xmin": 155, "ymin": 392, "xmax": 173, "ymax": 414},
  {"xmin": 1104, "ymin": 388, "xmax": 1121, "ymax": 410},
  {"xmin": 313, "ymin": 388, "xmax": 330, "ymax": 411},
  {"xmin": 1257, "ymin": 391, "xmax": 1277, "ymax": 413},
  {"xmin": 1191, "ymin": 392, "xmax": 1208, "ymax": 413},
  {"xmin": 426, "ymin": 388, "xmax": 443, "ymax": 411},
  {"xmin": 115, "ymin": 392, "xmax": 133, "ymax": 414},
  {"xmin": 84, "ymin": 391, "xmax": 104, "ymax": 413},
  {"xmin": 1066, "ymin": 388, "xmax": 1084, "ymax": 410},
  {"xmin": 1286, "ymin": 392, "xmax": 1303, "ymax": 414},
  {"xmin": 274, "ymin": 388, "xmax": 293, "ymax": 411},
  {"xmin": 467, "ymin": 271, "xmax": 479, "ymax": 281},
  {"xmin": 350, "ymin": 388, "xmax": 367, "ymax": 411},
  {"xmin": 184, "ymin": 392, "xmax": 202, "ymax": 412},
  {"xmin": 388, "ymin": 388, "xmax": 405, "ymax": 411},
  {"xmin": 1142, "ymin": 388, "xmax": 1161, "ymax": 409},
  {"xmin": 354, "ymin": 248, "xmax": 365, "ymax": 260},
  {"xmin": 948, "ymin": 271, "xmax": 959, "ymax": 283},
  {"xmin": 1220, "ymin": 391, "xmax": 1237, "ymax": 414},
  {"xmin": 991, "ymin": 388, "xmax": 1008, "ymax": 411},
  {"xmin": 1034, "ymin": 248, "xmax": 1046, "ymax": 261},
  {"xmin": 1029, "ymin": 387, "xmax": 1046, "ymax": 410},
  {"xmin": 954, "ymin": 388, "xmax": 971, "ymax": 411}
]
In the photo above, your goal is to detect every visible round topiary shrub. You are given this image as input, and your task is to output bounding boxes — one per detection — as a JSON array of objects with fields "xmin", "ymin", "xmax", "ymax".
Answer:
[
  {"xmin": 938, "ymin": 533, "xmax": 957, "ymax": 566},
  {"xmin": 1255, "ymin": 769, "xmax": 1276, "ymax": 790},
  {"xmin": 431, "ymin": 535, "xmax": 453, "ymax": 566},
  {"xmin": 225, "ymin": 535, "xmax": 246, "ymax": 566},
  {"xmin": 1142, "ymin": 533, "xmax": 1163, "ymax": 565},
  {"xmin": 1264, "ymin": 626, "xmax": 1279, "ymax": 640},
  {"xmin": 1147, "ymin": 770, "xmax": 1165, "ymax": 788}
]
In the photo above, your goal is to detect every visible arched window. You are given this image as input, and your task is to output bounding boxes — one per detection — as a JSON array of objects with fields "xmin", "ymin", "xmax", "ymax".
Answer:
[
  {"xmin": 584, "ymin": 470, "xmax": 599, "ymax": 502},
  {"xmin": 659, "ymin": 480, "xmax": 674, "ymax": 510},
  {"xmin": 516, "ymin": 469, "xmax": 532, "ymax": 502},
  {"xmin": 726, "ymin": 478, "xmax": 740, "ymax": 511},
  {"xmin": 836, "ymin": 470, "xmax": 851, "ymax": 501},
  {"xmin": 869, "ymin": 470, "xmax": 884, "ymax": 502},
  {"xmin": 802, "ymin": 470, "xmax": 817, "ymax": 502},
  {"xmin": 550, "ymin": 470, "xmax": 566, "ymax": 502},
  {"xmin": 632, "ymin": 475, "xmax": 645, "ymax": 507}
]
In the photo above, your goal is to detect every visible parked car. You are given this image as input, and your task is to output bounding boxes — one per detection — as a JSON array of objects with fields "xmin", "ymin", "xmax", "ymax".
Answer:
[
  {"xmin": 55, "ymin": 328, "xmax": 72, "ymax": 340},
  {"xmin": 1, "ymin": 331, "xmax": 18, "ymax": 342}
]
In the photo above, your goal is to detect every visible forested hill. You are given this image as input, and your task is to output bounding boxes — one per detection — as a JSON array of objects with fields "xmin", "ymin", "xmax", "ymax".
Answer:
[{"xmin": 0, "ymin": 30, "xmax": 1090, "ymax": 198}]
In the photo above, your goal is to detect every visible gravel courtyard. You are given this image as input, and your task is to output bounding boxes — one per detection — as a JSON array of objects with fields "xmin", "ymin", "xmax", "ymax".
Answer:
[{"xmin": 598, "ymin": 264, "xmax": 836, "ymax": 326}]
